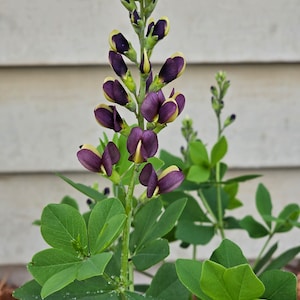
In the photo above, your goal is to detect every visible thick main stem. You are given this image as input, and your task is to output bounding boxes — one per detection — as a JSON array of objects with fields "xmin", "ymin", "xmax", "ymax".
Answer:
[
  {"xmin": 120, "ymin": 165, "xmax": 137, "ymax": 291},
  {"xmin": 216, "ymin": 114, "xmax": 225, "ymax": 239}
]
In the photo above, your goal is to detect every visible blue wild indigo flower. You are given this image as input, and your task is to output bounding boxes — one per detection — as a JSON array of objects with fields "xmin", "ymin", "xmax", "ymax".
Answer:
[
  {"xmin": 77, "ymin": 142, "xmax": 120, "ymax": 176},
  {"xmin": 94, "ymin": 104, "xmax": 124, "ymax": 132},
  {"xmin": 139, "ymin": 163, "xmax": 184, "ymax": 198},
  {"xmin": 109, "ymin": 50, "xmax": 128, "ymax": 78},
  {"xmin": 103, "ymin": 77, "xmax": 129, "ymax": 106},
  {"xmin": 127, "ymin": 127, "xmax": 158, "ymax": 163},
  {"xmin": 141, "ymin": 89, "xmax": 185, "ymax": 124}
]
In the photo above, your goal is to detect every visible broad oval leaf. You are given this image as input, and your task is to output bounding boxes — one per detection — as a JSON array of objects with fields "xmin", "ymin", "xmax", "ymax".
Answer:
[
  {"xmin": 259, "ymin": 269, "xmax": 297, "ymax": 300},
  {"xmin": 189, "ymin": 140, "xmax": 210, "ymax": 166},
  {"xmin": 210, "ymin": 239, "xmax": 248, "ymax": 268},
  {"xmin": 132, "ymin": 239, "xmax": 169, "ymax": 271},
  {"xmin": 256, "ymin": 183, "xmax": 273, "ymax": 229},
  {"xmin": 28, "ymin": 248, "xmax": 81, "ymax": 285},
  {"xmin": 41, "ymin": 204, "xmax": 88, "ymax": 255},
  {"xmin": 210, "ymin": 136, "xmax": 227, "ymax": 166},
  {"xmin": 88, "ymin": 198, "xmax": 126, "ymax": 254},
  {"xmin": 176, "ymin": 259, "xmax": 211, "ymax": 300},
  {"xmin": 239, "ymin": 215, "xmax": 269, "ymax": 238}
]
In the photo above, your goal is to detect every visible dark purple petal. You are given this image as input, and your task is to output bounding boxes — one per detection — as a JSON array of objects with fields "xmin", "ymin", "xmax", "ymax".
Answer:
[
  {"xmin": 146, "ymin": 71, "xmax": 153, "ymax": 92},
  {"xmin": 109, "ymin": 51, "xmax": 128, "ymax": 77},
  {"xmin": 158, "ymin": 100, "xmax": 178, "ymax": 123},
  {"xmin": 158, "ymin": 166, "xmax": 184, "ymax": 194},
  {"xmin": 159, "ymin": 58, "xmax": 179, "ymax": 83},
  {"xmin": 112, "ymin": 32, "xmax": 129, "ymax": 54},
  {"xmin": 158, "ymin": 55, "xmax": 185, "ymax": 83},
  {"xmin": 139, "ymin": 163, "xmax": 158, "ymax": 198},
  {"xmin": 77, "ymin": 145, "xmax": 102, "ymax": 173},
  {"xmin": 141, "ymin": 130, "xmax": 158, "ymax": 159},
  {"xmin": 130, "ymin": 9, "xmax": 141, "ymax": 25},
  {"xmin": 94, "ymin": 104, "xmax": 123, "ymax": 132},
  {"xmin": 141, "ymin": 92, "xmax": 160, "ymax": 122},
  {"xmin": 101, "ymin": 142, "xmax": 120, "ymax": 176},
  {"xmin": 173, "ymin": 93, "xmax": 185, "ymax": 115},
  {"xmin": 127, "ymin": 127, "xmax": 143, "ymax": 157},
  {"xmin": 146, "ymin": 20, "xmax": 155, "ymax": 37},
  {"xmin": 153, "ymin": 19, "xmax": 167, "ymax": 40},
  {"xmin": 103, "ymin": 79, "xmax": 129, "ymax": 106}
]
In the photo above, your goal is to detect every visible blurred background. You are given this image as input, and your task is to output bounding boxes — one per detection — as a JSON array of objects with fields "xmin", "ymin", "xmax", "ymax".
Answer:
[{"xmin": 0, "ymin": 0, "xmax": 299, "ymax": 286}]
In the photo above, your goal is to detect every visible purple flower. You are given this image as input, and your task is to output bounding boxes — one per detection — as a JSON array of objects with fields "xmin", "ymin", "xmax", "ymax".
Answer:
[
  {"xmin": 139, "ymin": 163, "xmax": 184, "ymax": 198},
  {"xmin": 130, "ymin": 9, "xmax": 141, "ymax": 26},
  {"xmin": 109, "ymin": 30, "xmax": 137, "ymax": 62},
  {"xmin": 109, "ymin": 30, "xmax": 130, "ymax": 54},
  {"xmin": 146, "ymin": 17, "xmax": 170, "ymax": 41},
  {"xmin": 77, "ymin": 142, "xmax": 120, "ymax": 176},
  {"xmin": 141, "ymin": 89, "xmax": 185, "ymax": 123},
  {"xmin": 159, "ymin": 53, "xmax": 185, "ymax": 84},
  {"xmin": 94, "ymin": 104, "xmax": 123, "ymax": 132},
  {"xmin": 127, "ymin": 127, "xmax": 158, "ymax": 163},
  {"xmin": 109, "ymin": 51, "xmax": 128, "ymax": 78},
  {"xmin": 103, "ymin": 77, "xmax": 129, "ymax": 106}
]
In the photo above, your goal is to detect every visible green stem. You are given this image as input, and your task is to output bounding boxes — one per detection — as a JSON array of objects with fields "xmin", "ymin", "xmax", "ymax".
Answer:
[
  {"xmin": 120, "ymin": 164, "xmax": 138, "ymax": 291},
  {"xmin": 198, "ymin": 190, "xmax": 218, "ymax": 226},
  {"xmin": 215, "ymin": 113, "xmax": 225, "ymax": 239},
  {"xmin": 253, "ymin": 234, "xmax": 273, "ymax": 269}
]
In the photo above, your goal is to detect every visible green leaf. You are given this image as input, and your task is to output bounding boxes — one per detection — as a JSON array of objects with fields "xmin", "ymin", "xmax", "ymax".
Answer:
[
  {"xmin": 130, "ymin": 198, "xmax": 163, "ymax": 252},
  {"xmin": 200, "ymin": 261, "xmax": 265, "ymax": 300},
  {"xmin": 13, "ymin": 280, "xmax": 42, "ymax": 300},
  {"xmin": 159, "ymin": 149, "xmax": 185, "ymax": 169},
  {"xmin": 274, "ymin": 203, "xmax": 300, "ymax": 233},
  {"xmin": 88, "ymin": 198, "xmax": 126, "ymax": 254},
  {"xmin": 132, "ymin": 239, "xmax": 169, "ymax": 271},
  {"xmin": 60, "ymin": 195, "xmax": 79, "ymax": 210},
  {"xmin": 146, "ymin": 263, "xmax": 190, "ymax": 300},
  {"xmin": 28, "ymin": 249, "xmax": 81, "ymax": 285},
  {"xmin": 41, "ymin": 204, "xmax": 88, "ymax": 254},
  {"xmin": 186, "ymin": 165, "xmax": 210, "ymax": 183},
  {"xmin": 253, "ymin": 242, "xmax": 278, "ymax": 274},
  {"xmin": 210, "ymin": 239, "xmax": 248, "ymax": 268},
  {"xmin": 210, "ymin": 136, "xmax": 227, "ymax": 166},
  {"xmin": 77, "ymin": 252, "xmax": 113, "ymax": 280},
  {"xmin": 239, "ymin": 215, "xmax": 269, "ymax": 238},
  {"xmin": 264, "ymin": 246, "xmax": 300, "ymax": 272},
  {"xmin": 176, "ymin": 222, "xmax": 214, "ymax": 245},
  {"xmin": 189, "ymin": 140, "xmax": 210, "ymax": 166},
  {"xmin": 256, "ymin": 183, "xmax": 273, "ymax": 229},
  {"xmin": 14, "ymin": 277, "xmax": 118, "ymax": 300},
  {"xmin": 224, "ymin": 174, "xmax": 261, "ymax": 184},
  {"xmin": 259, "ymin": 269, "xmax": 297, "ymax": 300},
  {"xmin": 58, "ymin": 174, "xmax": 107, "ymax": 202},
  {"xmin": 41, "ymin": 265, "xmax": 78, "ymax": 299},
  {"xmin": 160, "ymin": 191, "xmax": 210, "ymax": 222},
  {"xmin": 145, "ymin": 198, "xmax": 187, "ymax": 241},
  {"xmin": 176, "ymin": 259, "xmax": 211, "ymax": 300}
]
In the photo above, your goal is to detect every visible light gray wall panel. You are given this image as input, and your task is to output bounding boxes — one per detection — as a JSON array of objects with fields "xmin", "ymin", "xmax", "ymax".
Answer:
[
  {"xmin": 1, "ymin": 169, "xmax": 299, "ymax": 264},
  {"xmin": 1, "ymin": 64, "xmax": 299, "ymax": 172},
  {"xmin": 1, "ymin": 0, "xmax": 300, "ymax": 65}
]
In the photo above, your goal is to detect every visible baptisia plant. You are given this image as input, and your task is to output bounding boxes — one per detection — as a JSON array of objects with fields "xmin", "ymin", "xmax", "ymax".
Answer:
[
  {"xmin": 14, "ymin": 0, "xmax": 190, "ymax": 299},
  {"xmin": 13, "ymin": 1, "xmax": 300, "ymax": 300}
]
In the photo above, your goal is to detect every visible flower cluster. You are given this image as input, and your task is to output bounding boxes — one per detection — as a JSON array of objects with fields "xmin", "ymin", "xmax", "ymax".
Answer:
[{"xmin": 77, "ymin": 1, "xmax": 186, "ymax": 197}]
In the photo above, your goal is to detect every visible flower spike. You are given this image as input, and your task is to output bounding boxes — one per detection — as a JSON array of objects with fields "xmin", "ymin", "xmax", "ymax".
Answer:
[
  {"xmin": 94, "ymin": 104, "xmax": 124, "ymax": 132},
  {"xmin": 127, "ymin": 127, "xmax": 158, "ymax": 163},
  {"xmin": 139, "ymin": 163, "xmax": 184, "ymax": 198},
  {"xmin": 77, "ymin": 142, "xmax": 120, "ymax": 176}
]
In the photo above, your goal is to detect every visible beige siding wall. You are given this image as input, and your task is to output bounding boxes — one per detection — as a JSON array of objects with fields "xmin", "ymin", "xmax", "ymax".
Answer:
[{"xmin": 0, "ymin": 0, "xmax": 299, "ymax": 266}]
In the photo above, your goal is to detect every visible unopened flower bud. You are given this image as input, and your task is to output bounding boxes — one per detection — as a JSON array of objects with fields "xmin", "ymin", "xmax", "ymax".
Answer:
[
  {"xmin": 120, "ymin": 0, "xmax": 137, "ymax": 12},
  {"xmin": 223, "ymin": 114, "xmax": 236, "ymax": 128},
  {"xmin": 140, "ymin": 49, "xmax": 151, "ymax": 74}
]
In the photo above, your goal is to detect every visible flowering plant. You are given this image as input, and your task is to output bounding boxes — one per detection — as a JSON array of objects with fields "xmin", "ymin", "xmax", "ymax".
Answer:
[{"xmin": 14, "ymin": 0, "xmax": 299, "ymax": 299}]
